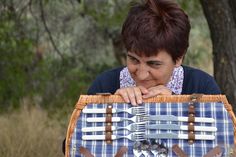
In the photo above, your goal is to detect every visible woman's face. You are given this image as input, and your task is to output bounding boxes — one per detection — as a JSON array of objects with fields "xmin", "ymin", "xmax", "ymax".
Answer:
[{"xmin": 126, "ymin": 51, "xmax": 183, "ymax": 89}]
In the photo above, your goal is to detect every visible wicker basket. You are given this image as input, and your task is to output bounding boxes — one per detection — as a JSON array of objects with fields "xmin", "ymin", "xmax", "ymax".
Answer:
[{"xmin": 65, "ymin": 95, "xmax": 236, "ymax": 157}]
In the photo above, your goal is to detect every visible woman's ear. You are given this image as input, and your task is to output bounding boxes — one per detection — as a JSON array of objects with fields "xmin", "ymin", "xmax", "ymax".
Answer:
[{"xmin": 175, "ymin": 56, "xmax": 183, "ymax": 67}]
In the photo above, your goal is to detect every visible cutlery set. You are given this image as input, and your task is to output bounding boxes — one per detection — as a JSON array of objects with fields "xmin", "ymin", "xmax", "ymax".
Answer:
[
  {"xmin": 82, "ymin": 106, "xmax": 217, "ymax": 141},
  {"xmin": 133, "ymin": 140, "xmax": 168, "ymax": 157}
]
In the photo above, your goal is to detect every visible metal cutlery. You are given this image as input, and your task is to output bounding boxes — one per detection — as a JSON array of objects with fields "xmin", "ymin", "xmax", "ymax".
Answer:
[
  {"xmin": 142, "ymin": 115, "xmax": 215, "ymax": 123},
  {"xmin": 82, "ymin": 123, "xmax": 216, "ymax": 132},
  {"xmin": 150, "ymin": 140, "xmax": 159, "ymax": 157},
  {"xmin": 132, "ymin": 140, "xmax": 168, "ymax": 157},
  {"xmin": 82, "ymin": 132, "xmax": 145, "ymax": 141},
  {"xmin": 82, "ymin": 122, "xmax": 146, "ymax": 132},
  {"xmin": 150, "ymin": 140, "xmax": 168, "ymax": 157},
  {"xmin": 141, "ymin": 140, "xmax": 151, "ymax": 157},
  {"xmin": 156, "ymin": 142, "xmax": 168, "ymax": 157},
  {"xmin": 133, "ymin": 141, "xmax": 142, "ymax": 157},
  {"xmin": 86, "ymin": 115, "xmax": 214, "ymax": 123},
  {"xmin": 86, "ymin": 115, "xmax": 146, "ymax": 123},
  {"xmin": 82, "ymin": 132, "xmax": 214, "ymax": 141},
  {"xmin": 147, "ymin": 124, "xmax": 217, "ymax": 132},
  {"xmin": 146, "ymin": 133, "xmax": 215, "ymax": 140},
  {"xmin": 82, "ymin": 106, "xmax": 146, "ymax": 115}
]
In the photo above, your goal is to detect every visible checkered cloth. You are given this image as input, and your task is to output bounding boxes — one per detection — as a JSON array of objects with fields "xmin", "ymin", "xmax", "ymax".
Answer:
[{"xmin": 70, "ymin": 102, "xmax": 234, "ymax": 157}]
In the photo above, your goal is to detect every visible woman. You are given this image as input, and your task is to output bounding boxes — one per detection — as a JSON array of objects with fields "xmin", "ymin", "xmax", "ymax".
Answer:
[
  {"xmin": 63, "ymin": 0, "xmax": 220, "ymax": 154},
  {"xmin": 87, "ymin": 0, "xmax": 220, "ymax": 105}
]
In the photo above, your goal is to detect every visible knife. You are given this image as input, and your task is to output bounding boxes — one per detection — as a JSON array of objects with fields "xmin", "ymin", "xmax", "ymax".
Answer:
[
  {"xmin": 81, "ymin": 124, "xmax": 217, "ymax": 132},
  {"xmin": 147, "ymin": 124, "xmax": 217, "ymax": 132},
  {"xmin": 146, "ymin": 133, "xmax": 215, "ymax": 140},
  {"xmin": 147, "ymin": 115, "xmax": 215, "ymax": 123},
  {"xmin": 82, "ymin": 133, "xmax": 215, "ymax": 141}
]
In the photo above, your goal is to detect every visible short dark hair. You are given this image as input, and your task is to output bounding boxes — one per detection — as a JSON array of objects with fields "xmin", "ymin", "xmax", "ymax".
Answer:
[{"xmin": 121, "ymin": 0, "xmax": 190, "ymax": 62}]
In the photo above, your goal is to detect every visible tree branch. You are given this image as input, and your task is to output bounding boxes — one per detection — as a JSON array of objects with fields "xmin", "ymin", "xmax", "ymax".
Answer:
[
  {"xmin": 17, "ymin": 0, "xmax": 31, "ymax": 19},
  {"xmin": 39, "ymin": 0, "xmax": 64, "ymax": 59}
]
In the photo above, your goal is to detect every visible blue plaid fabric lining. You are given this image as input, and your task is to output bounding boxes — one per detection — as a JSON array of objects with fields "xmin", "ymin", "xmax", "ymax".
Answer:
[{"xmin": 70, "ymin": 102, "xmax": 234, "ymax": 157}]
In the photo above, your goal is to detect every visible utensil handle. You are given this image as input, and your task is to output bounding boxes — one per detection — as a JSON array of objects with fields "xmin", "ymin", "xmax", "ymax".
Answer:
[
  {"xmin": 178, "ymin": 134, "xmax": 215, "ymax": 140},
  {"xmin": 178, "ymin": 117, "xmax": 215, "ymax": 123},
  {"xmin": 82, "ymin": 135, "xmax": 115, "ymax": 140},
  {"xmin": 180, "ymin": 126, "xmax": 217, "ymax": 132},
  {"xmin": 87, "ymin": 117, "xmax": 121, "ymax": 122},
  {"xmin": 82, "ymin": 126, "xmax": 115, "ymax": 132},
  {"xmin": 82, "ymin": 108, "xmax": 115, "ymax": 114},
  {"xmin": 82, "ymin": 135, "xmax": 116, "ymax": 140},
  {"xmin": 195, "ymin": 117, "xmax": 215, "ymax": 123}
]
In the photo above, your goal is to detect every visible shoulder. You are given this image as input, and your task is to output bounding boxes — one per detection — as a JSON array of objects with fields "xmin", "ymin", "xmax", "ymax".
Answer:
[
  {"xmin": 183, "ymin": 65, "xmax": 213, "ymax": 79},
  {"xmin": 96, "ymin": 67, "xmax": 123, "ymax": 80},
  {"xmin": 87, "ymin": 67, "xmax": 124, "ymax": 94},
  {"xmin": 182, "ymin": 65, "xmax": 221, "ymax": 94}
]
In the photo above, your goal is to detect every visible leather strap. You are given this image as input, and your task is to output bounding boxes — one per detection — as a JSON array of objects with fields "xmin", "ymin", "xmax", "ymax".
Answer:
[
  {"xmin": 188, "ymin": 123, "xmax": 194, "ymax": 131},
  {"xmin": 188, "ymin": 114, "xmax": 195, "ymax": 123},
  {"xmin": 106, "ymin": 104, "xmax": 113, "ymax": 114},
  {"xmin": 203, "ymin": 146, "xmax": 222, "ymax": 157},
  {"xmin": 106, "ymin": 107, "xmax": 113, "ymax": 114},
  {"xmin": 105, "ymin": 115, "xmax": 112, "ymax": 123},
  {"xmin": 105, "ymin": 132, "xmax": 112, "ymax": 140},
  {"xmin": 114, "ymin": 146, "xmax": 128, "ymax": 157},
  {"xmin": 187, "ymin": 94, "xmax": 201, "ymax": 145},
  {"xmin": 105, "ymin": 104, "xmax": 113, "ymax": 144},
  {"xmin": 79, "ymin": 146, "xmax": 94, "ymax": 157},
  {"xmin": 188, "ymin": 131, "xmax": 195, "ymax": 140},
  {"xmin": 172, "ymin": 144, "xmax": 188, "ymax": 157},
  {"xmin": 188, "ymin": 105, "xmax": 195, "ymax": 114},
  {"xmin": 189, "ymin": 94, "xmax": 203, "ymax": 102},
  {"xmin": 105, "ymin": 124, "xmax": 112, "ymax": 132}
]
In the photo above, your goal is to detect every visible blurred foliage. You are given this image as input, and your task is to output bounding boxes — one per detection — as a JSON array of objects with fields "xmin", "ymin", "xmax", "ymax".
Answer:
[
  {"xmin": 0, "ymin": 0, "xmax": 213, "ymax": 113},
  {"xmin": 0, "ymin": 5, "xmax": 34, "ymax": 110},
  {"xmin": 177, "ymin": 0, "xmax": 213, "ymax": 73}
]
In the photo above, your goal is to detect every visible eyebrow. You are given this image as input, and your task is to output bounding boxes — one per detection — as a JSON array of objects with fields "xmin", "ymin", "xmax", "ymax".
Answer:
[
  {"xmin": 127, "ymin": 54, "xmax": 137, "ymax": 59},
  {"xmin": 127, "ymin": 53, "xmax": 163, "ymax": 64},
  {"xmin": 146, "ymin": 60, "xmax": 163, "ymax": 65}
]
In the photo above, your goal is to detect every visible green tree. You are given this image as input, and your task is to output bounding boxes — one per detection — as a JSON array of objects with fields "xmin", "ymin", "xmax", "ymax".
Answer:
[{"xmin": 0, "ymin": 2, "xmax": 34, "ymax": 110}]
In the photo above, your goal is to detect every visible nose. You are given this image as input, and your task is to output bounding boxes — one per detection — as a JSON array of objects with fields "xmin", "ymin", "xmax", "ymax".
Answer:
[{"xmin": 136, "ymin": 64, "xmax": 150, "ymax": 81}]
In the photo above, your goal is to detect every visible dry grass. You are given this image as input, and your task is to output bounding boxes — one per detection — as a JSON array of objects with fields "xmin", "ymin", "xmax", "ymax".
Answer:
[{"xmin": 0, "ymin": 105, "xmax": 68, "ymax": 157}]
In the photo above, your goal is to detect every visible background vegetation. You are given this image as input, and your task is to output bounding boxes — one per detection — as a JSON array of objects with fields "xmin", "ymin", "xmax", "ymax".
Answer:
[{"xmin": 0, "ymin": 0, "xmax": 214, "ymax": 157}]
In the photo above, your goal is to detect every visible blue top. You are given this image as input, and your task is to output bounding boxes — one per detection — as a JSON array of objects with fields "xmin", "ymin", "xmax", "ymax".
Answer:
[{"xmin": 88, "ymin": 65, "xmax": 221, "ymax": 95}]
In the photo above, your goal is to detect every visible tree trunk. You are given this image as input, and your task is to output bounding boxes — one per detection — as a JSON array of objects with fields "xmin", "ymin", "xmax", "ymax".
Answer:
[{"xmin": 200, "ymin": 0, "xmax": 236, "ymax": 109}]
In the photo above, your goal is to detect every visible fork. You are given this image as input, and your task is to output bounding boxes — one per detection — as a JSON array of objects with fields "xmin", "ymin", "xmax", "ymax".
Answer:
[
  {"xmin": 82, "ymin": 106, "xmax": 146, "ymax": 115},
  {"xmin": 82, "ymin": 132, "xmax": 145, "ymax": 141},
  {"xmin": 82, "ymin": 122, "xmax": 147, "ymax": 132},
  {"xmin": 86, "ymin": 115, "xmax": 147, "ymax": 123}
]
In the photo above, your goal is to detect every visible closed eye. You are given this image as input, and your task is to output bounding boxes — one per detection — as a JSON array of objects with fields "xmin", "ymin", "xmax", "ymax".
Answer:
[
  {"xmin": 127, "ymin": 54, "xmax": 139, "ymax": 64},
  {"xmin": 147, "ymin": 61, "xmax": 162, "ymax": 68}
]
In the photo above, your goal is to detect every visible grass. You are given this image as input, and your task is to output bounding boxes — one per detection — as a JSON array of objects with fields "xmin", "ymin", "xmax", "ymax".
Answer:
[{"xmin": 0, "ymin": 104, "xmax": 69, "ymax": 157}]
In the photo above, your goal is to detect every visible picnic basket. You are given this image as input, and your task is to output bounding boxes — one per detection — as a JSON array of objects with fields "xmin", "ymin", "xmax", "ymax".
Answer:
[{"xmin": 65, "ymin": 94, "xmax": 236, "ymax": 157}]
